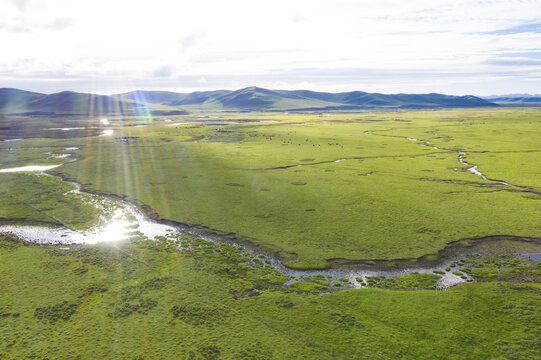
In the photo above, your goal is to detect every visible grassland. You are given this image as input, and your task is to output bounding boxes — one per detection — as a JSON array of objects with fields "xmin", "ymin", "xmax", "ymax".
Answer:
[
  {"xmin": 0, "ymin": 173, "xmax": 100, "ymax": 230},
  {"xmin": 5, "ymin": 108, "xmax": 535, "ymax": 268},
  {"xmin": 1, "ymin": 108, "xmax": 540, "ymax": 359},
  {"xmin": 0, "ymin": 234, "xmax": 539, "ymax": 359}
]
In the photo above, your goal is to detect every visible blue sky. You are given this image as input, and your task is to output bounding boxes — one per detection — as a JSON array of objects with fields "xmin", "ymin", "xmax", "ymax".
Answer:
[{"xmin": 1, "ymin": 0, "xmax": 540, "ymax": 95}]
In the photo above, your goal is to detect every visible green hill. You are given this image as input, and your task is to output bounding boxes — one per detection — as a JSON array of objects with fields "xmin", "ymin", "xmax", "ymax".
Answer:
[{"xmin": 0, "ymin": 87, "xmax": 498, "ymax": 115}]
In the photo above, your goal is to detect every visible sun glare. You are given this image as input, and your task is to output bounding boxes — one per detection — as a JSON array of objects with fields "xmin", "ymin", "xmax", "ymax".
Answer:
[
  {"xmin": 96, "ymin": 209, "xmax": 133, "ymax": 242},
  {"xmin": 99, "ymin": 219, "xmax": 130, "ymax": 242}
]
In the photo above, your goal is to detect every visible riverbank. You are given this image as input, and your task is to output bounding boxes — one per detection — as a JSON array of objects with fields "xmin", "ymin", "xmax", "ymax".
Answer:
[{"xmin": 1, "ymin": 231, "xmax": 539, "ymax": 359}]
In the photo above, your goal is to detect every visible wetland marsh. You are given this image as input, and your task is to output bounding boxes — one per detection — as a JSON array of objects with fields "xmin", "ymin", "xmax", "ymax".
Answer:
[
  {"xmin": 6, "ymin": 108, "xmax": 541, "ymax": 267},
  {"xmin": 1, "ymin": 107, "xmax": 540, "ymax": 359}
]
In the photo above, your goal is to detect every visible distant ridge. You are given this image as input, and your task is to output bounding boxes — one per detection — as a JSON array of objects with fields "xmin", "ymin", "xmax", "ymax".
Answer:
[
  {"xmin": 0, "ymin": 88, "xmax": 147, "ymax": 116},
  {"xmin": 116, "ymin": 87, "xmax": 496, "ymax": 110},
  {"xmin": 0, "ymin": 87, "xmax": 498, "ymax": 115},
  {"xmin": 481, "ymin": 96, "xmax": 541, "ymax": 107},
  {"xmin": 482, "ymin": 93, "xmax": 541, "ymax": 99}
]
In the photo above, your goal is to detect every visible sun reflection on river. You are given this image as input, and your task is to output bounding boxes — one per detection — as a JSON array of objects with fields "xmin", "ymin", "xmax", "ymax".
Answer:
[{"xmin": 100, "ymin": 219, "xmax": 131, "ymax": 242}]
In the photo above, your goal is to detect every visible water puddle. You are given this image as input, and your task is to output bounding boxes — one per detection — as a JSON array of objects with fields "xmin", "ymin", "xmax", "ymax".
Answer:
[
  {"xmin": 0, "ymin": 164, "xmax": 63, "ymax": 173},
  {"xmin": 166, "ymin": 122, "xmax": 201, "ymax": 126},
  {"xmin": 523, "ymin": 253, "xmax": 541, "ymax": 261},
  {"xmin": 0, "ymin": 205, "xmax": 174, "ymax": 245},
  {"xmin": 47, "ymin": 127, "xmax": 86, "ymax": 131},
  {"xmin": 100, "ymin": 129, "xmax": 115, "ymax": 136}
]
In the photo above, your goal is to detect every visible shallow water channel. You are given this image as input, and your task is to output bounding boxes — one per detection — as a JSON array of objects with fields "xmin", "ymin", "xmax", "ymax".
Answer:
[{"xmin": 1, "ymin": 153, "xmax": 532, "ymax": 291}]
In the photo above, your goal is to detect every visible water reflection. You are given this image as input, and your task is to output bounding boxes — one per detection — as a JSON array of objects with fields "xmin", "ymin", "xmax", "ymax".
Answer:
[
  {"xmin": 100, "ymin": 129, "xmax": 114, "ymax": 136},
  {"xmin": 0, "ymin": 204, "xmax": 175, "ymax": 245},
  {"xmin": 0, "ymin": 164, "xmax": 63, "ymax": 173}
]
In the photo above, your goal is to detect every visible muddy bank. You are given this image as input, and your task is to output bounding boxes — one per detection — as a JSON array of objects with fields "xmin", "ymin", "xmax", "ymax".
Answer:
[{"xmin": 326, "ymin": 235, "xmax": 541, "ymax": 271}]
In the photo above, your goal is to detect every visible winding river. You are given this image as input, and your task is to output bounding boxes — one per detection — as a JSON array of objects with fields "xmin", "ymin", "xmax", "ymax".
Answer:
[{"xmin": 2, "ymin": 146, "xmax": 537, "ymax": 290}]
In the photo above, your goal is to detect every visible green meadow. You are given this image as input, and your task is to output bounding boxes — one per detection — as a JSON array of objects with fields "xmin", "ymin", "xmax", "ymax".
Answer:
[
  {"xmin": 0, "ymin": 107, "xmax": 540, "ymax": 359},
  {"xmin": 0, "ymin": 235, "xmax": 539, "ymax": 359},
  {"xmin": 0, "ymin": 173, "xmax": 101, "ymax": 230},
  {"xmin": 13, "ymin": 107, "xmax": 538, "ymax": 268}
]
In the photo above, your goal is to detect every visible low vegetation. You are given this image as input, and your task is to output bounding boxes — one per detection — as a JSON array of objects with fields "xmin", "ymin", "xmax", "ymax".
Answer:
[
  {"xmin": 32, "ymin": 107, "xmax": 541, "ymax": 268},
  {"xmin": 448, "ymin": 253, "xmax": 541, "ymax": 282},
  {"xmin": 364, "ymin": 273, "xmax": 442, "ymax": 290},
  {"xmin": 0, "ymin": 235, "xmax": 539, "ymax": 359},
  {"xmin": 0, "ymin": 108, "xmax": 540, "ymax": 358},
  {"xmin": 0, "ymin": 173, "xmax": 101, "ymax": 230}
]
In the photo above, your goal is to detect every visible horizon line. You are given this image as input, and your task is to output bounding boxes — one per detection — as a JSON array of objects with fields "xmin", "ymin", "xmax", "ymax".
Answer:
[{"xmin": 3, "ymin": 86, "xmax": 536, "ymax": 98}]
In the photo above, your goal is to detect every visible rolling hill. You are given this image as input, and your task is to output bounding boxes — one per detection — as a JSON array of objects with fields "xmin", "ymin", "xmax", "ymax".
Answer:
[
  {"xmin": 116, "ymin": 89, "xmax": 232, "ymax": 107},
  {"xmin": 0, "ymin": 88, "xmax": 44, "ymax": 114},
  {"xmin": 0, "ymin": 89, "xmax": 149, "ymax": 116},
  {"xmin": 0, "ymin": 87, "xmax": 499, "ymax": 115},
  {"xmin": 118, "ymin": 87, "xmax": 498, "ymax": 110}
]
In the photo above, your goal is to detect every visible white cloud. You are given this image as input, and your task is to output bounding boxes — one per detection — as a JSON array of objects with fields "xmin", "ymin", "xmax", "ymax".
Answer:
[{"xmin": 0, "ymin": 0, "xmax": 540, "ymax": 95}]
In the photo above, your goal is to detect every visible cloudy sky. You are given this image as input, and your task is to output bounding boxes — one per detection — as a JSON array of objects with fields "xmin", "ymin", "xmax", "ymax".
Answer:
[{"xmin": 1, "ymin": 0, "xmax": 540, "ymax": 95}]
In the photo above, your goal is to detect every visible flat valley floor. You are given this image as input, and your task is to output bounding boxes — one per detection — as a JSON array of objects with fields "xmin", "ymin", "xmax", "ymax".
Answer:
[{"xmin": 0, "ymin": 108, "xmax": 540, "ymax": 359}]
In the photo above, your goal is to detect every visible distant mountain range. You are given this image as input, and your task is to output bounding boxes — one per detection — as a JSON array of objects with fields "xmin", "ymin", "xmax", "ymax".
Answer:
[
  {"xmin": 118, "ymin": 87, "xmax": 498, "ymax": 111},
  {"xmin": 482, "ymin": 93, "xmax": 541, "ymax": 99},
  {"xmin": 480, "ymin": 95, "xmax": 541, "ymax": 106},
  {"xmin": 0, "ymin": 86, "xmax": 501, "ymax": 115}
]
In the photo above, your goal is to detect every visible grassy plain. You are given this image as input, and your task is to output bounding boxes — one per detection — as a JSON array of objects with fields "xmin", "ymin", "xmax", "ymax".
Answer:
[
  {"xmin": 0, "ymin": 173, "xmax": 100, "ymax": 229},
  {"xmin": 0, "ymin": 235, "xmax": 539, "ymax": 359},
  {"xmin": 44, "ymin": 108, "xmax": 541, "ymax": 267},
  {"xmin": 0, "ymin": 108, "xmax": 540, "ymax": 359},
  {"xmin": 1, "ymin": 108, "xmax": 541, "ymax": 268}
]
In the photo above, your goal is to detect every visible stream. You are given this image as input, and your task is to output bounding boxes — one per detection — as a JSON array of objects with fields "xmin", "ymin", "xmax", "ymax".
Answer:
[
  {"xmin": 458, "ymin": 150, "xmax": 540, "ymax": 194},
  {"xmin": 458, "ymin": 151, "xmax": 487, "ymax": 180},
  {"xmin": 2, "ymin": 145, "xmax": 538, "ymax": 290}
]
